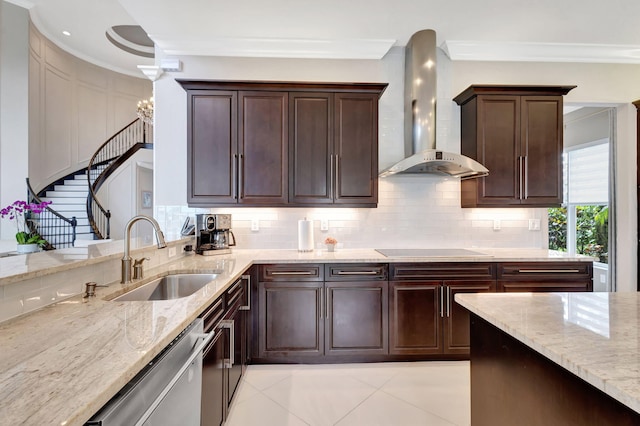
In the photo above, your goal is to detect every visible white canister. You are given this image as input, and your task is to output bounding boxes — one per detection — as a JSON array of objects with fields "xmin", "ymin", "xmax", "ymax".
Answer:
[{"xmin": 297, "ymin": 218, "xmax": 314, "ymax": 252}]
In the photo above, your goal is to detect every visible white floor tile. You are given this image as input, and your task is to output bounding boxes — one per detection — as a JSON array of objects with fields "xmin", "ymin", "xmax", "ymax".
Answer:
[
  {"xmin": 263, "ymin": 372, "xmax": 377, "ymax": 426},
  {"xmin": 226, "ymin": 361, "xmax": 471, "ymax": 426},
  {"xmin": 335, "ymin": 390, "xmax": 457, "ymax": 426},
  {"xmin": 225, "ymin": 392, "xmax": 309, "ymax": 426}
]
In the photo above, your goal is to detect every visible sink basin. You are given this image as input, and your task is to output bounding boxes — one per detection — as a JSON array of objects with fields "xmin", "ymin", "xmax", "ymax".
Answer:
[{"xmin": 112, "ymin": 273, "xmax": 218, "ymax": 301}]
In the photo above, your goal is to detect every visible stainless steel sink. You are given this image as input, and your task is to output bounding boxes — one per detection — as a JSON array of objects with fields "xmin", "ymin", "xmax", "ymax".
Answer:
[{"xmin": 112, "ymin": 273, "xmax": 218, "ymax": 301}]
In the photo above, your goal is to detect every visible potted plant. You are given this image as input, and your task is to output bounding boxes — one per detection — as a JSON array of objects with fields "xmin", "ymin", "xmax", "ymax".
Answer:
[
  {"xmin": 324, "ymin": 236, "xmax": 337, "ymax": 252},
  {"xmin": 0, "ymin": 200, "xmax": 51, "ymax": 253}
]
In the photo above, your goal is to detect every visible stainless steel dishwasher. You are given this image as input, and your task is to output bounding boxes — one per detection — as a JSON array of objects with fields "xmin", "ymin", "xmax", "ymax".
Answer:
[{"xmin": 86, "ymin": 318, "xmax": 214, "ymax": 426}]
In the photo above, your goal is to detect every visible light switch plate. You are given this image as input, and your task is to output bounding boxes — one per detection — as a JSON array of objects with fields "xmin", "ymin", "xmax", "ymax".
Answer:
[
  {"xmin": 251, "ymin": 219, "xmax": 259, "ymax": 231},
  {"xmin": 493, "ymin": 219, "xmax": 501, "ymax": 231},
  {"xmin": 321, "ymin": 219, "xmax": 329, "ymax": 231}
]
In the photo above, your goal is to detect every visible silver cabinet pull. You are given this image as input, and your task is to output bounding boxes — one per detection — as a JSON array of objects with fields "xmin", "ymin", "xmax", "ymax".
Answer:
[
  {"xmin": 439, "ymin": 286, "xmax": 444, "ymax": 318},
  {"xmin": 517, "ymin": 269, "xmax": 581, "ymax": 273},
  {"xmin": 135, "ymin": 329, "xmax": 215, "ymax": 426},
  {"xmin": 329, "ymin": 154, "xmax": 334, "ymax": 198},
  {"xmin": 319, "ymin": 287, "xmax": 323, "ymax": 320},
  {"xmin": 518, "ymin": 156, "xmax": 524, "ymax": 200},
  {"xmin": 220, "ymin": 320, "xmax": 234, "ymax": 369},
  {"xmin": 523, "ymin": 155, "xmax": 528, "ymax": 199},
  {"xmin": 336, "ymin": 271, "xmax": 379, "ymax": 275},
  {"xmin": 446, "ymin": 286, "xmax": 451, "ymax": 318},
  {"xmin": 240, "ymin": 274, "xmax": 251, "ymax": 311},
  {"xmin": 238, "ymin": 153, "xmax": 244, "ymax": 199},
  {"xmin": 232, "ymin": 154, "xmax": 238, "ymax": 199},
  {"xmin": 326, "ymin": 287, "xmax": 330, "ymax": 319},
  {"xmin": 271, "ymin": 271, "xmax": 314, "ymax": 275}
]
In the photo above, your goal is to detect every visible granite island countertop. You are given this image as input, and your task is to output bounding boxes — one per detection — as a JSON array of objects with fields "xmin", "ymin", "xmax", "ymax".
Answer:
[
  {"xmin": 456, "ymin": 292, "xmax": 640, "ymax": 414},
  {"xmin": 0, "ymin": 247, "xmax": 594, "ymax": 425}
]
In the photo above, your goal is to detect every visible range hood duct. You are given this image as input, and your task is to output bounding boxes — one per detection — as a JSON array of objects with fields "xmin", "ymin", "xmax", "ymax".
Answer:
[{"xmin": 379, "ymin": 30, "xmax": 488, "ymax": 179}]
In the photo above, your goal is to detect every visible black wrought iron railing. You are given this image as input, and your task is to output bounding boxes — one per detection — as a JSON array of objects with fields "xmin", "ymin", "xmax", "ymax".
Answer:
[
  {"xmin": 26, "ymin": 178, "xmax": 77, "ymax": 249},
  {"xmin": 87, "ymin": 118, "xmax": 153, "ymax": 239}
]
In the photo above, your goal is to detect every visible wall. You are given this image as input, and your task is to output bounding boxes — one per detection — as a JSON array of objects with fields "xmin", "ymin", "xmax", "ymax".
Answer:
[
  {"xmin": 0, "ymin": 2, "xmax": 29, "ymax": 240},
  {"xmin": 27, "ymin": 25, "xmax": 152, "ymax": 192},
  {"xmin": 152, "ymin": 48, "xmax": 545, "ymax": 250}
]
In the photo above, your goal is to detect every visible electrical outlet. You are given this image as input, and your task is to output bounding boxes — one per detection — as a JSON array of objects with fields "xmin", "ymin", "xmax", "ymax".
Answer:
[
  {"xmin": 493, "ymin": 219, "xmax": 501, "ymax": 231},
  {"xmin": 528, "ymin": 219, "xmax": 541, "ymax": 231},
  {"xmin": 251, "ymin": 219, "xmax": 259, "ymax": 231},
  {"xmin": 168, "ymin": 246, "xmax": 176, "ymax": 258},
  {"xmin": 321, "ymin": 219, "xmax": 329, "ymax": 231}
]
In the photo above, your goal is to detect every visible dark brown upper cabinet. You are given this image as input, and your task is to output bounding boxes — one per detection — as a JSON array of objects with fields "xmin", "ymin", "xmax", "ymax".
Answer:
[
  {"xmin": 454, "ymin": 85, "xmax": 575, "ymax": 208},
  {"xmin": 179, "ymin": 80, "xmax": 387, "ymax": 207}
]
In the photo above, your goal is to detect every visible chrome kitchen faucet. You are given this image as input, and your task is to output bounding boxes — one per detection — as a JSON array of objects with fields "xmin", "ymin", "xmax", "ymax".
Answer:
[{"xmin": 121, "ymin": 215, "xmax": 167, "ymax": 284}]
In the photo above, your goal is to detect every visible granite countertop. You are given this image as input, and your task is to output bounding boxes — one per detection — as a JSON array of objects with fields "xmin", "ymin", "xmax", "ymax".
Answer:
[
  {"xmin": 0, "ymin": 247, "xmax": 594, "ymax": 425},
  {"xmin": 456, "ymin": 292, "xmax": 640, "ymax": 414}
]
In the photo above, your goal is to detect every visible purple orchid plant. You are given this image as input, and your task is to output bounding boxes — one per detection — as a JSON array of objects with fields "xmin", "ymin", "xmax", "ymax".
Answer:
[{"xmin": 0, "ymin": 200, "xmax": 52, "ymax": 245}]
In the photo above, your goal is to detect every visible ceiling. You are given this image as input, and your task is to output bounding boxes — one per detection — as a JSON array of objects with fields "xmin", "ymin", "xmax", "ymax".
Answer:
[{"xmin": 9, "ymin": 0, "xmax": 640, "ymax": 78}]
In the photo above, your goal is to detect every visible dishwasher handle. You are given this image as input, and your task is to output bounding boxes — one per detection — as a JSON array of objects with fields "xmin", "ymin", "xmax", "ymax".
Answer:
[{"xmin": 134, "ymin": 330, "xmax": 215, "ymax": 426}]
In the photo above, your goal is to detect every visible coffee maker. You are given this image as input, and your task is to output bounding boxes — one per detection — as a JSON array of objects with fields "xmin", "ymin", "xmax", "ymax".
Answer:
[{"xmin": 195, "ymin": 214, "xmax": 236, "ymax": 255}]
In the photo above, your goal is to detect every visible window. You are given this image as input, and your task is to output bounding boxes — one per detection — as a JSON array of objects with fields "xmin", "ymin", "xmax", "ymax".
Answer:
[{"xmin": 548, "ymin": 141, "xmax": 609, "ymax": 264}]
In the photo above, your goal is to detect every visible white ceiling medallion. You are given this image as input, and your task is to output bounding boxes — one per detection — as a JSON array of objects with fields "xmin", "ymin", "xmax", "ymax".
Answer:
[
  {"xmin": 137, "ymin": 65, "xmax": 163, "ymax": 81},
  {"xmin": 442, "ymin": 41, "xmax": 640, "ymax": 64}
]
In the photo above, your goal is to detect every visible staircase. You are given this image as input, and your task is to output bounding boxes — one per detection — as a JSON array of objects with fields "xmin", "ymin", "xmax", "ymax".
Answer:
[{"xmin": 39, "ymin": 170, "xmax": 98, "ymax": 242}]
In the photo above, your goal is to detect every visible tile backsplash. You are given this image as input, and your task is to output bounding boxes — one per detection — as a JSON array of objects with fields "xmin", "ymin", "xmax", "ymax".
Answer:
[{"xmin": 156, "ymin": 176, "xmax": 547, "ymax": 250}]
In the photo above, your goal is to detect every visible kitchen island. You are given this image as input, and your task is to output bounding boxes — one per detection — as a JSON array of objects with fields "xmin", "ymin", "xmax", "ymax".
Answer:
[
  {"xmin": 456, "ymin": 292, "xmax": 640, "ymax": 425},
  {"xmin": 0, "ymin": 244, "xmax": 592, "ymax": 426}
]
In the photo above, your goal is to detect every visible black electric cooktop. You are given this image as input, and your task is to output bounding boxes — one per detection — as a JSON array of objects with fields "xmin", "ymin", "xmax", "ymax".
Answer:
[{"xmin": 375, "ymin": 248, "xmax": 491, "ymax": 258}]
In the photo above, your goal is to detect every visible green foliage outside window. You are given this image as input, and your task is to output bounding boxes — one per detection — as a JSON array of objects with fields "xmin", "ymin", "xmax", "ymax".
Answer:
[{"xmin": 548, "ymin": 205, "xmax": 608, "ymax": 263}]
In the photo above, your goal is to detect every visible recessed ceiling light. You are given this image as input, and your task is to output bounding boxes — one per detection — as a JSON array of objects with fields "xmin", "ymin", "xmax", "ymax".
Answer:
[{"xmin": 62, "ymin": 30, "xmax": 71, "ymax": 36}]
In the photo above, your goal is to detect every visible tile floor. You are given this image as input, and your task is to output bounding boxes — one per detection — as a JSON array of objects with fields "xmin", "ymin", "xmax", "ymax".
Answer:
[{"xmin": 225, "ymin": 361, "xmax": 470, "ymax": 426}]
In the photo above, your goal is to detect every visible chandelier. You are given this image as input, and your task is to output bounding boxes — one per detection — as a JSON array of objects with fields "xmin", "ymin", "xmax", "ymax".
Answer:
[{"xmin": 137, "ymin": 97, "xmax": 154, "ymax": 124}]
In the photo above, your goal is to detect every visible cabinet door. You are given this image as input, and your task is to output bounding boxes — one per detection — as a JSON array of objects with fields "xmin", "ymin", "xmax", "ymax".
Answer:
[
  {"xmin": 325, "ymin": 281, "xmax": 388, "ymax": 356},
  {"xmin": 289, "ymin": 93, "xmax": 333, "ymax": 204},
  {"xmin": 238, "ymin": 91, "xmax": 288, "ymax": 205},
  {"xmin": 334, "ymin": 93, "xmax": 379, "ymax": 206},
  {"xmin": 258, "ymin": 281, "xmax": 324, "ymax": 357},
  {"xmin": 389, "ymin": 281, "xmax": 442, "ymax": 355},
  {"xmin": 443, "ymin": 280, "xmax": 496, "ymax": 355},
  {"xmin": 520, "ymin": 96, "xmax": 563, "ymax": 206},
  {"xmin": 201, "ymin": 330, "xmax": 226, "ymax": 426},
  {"xmin": 226, "ymin": 308, "xmax": 245, "ymax": 406},
  {"xmin": 187, "ymin": 91, "xmax": 238, "ymax": 205},
  {"xmin": 473, "ymin": 95, "xmax": 521, "ymax": 205}
]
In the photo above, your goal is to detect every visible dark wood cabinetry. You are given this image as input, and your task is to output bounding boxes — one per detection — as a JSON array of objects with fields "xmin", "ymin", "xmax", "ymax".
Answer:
[
  {"xmin": 200, "ymin": 275, "xmax": 250, "ymax": 426},
  {"xmin": 256, "ymin": 263, "xmax": 387, "ymax": 360},
  {"xmin": 389, "ymin": 263, "xmax": 496, "ymax": 356},
  {"xmin": 497, "ymin": 261, "xmax": 593, "ymax": 292},
  {"xmin": 454, "ymin": 85, "xmax": 575, "ymax": 208},
  {"xmin": 179, "ymin": 80, "xmax": 386, "ymax": 207}
]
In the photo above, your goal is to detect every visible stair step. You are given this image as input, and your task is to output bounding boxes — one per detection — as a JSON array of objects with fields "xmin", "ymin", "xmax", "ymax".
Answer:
[
  {"xmin": 46, "ymin": 191, "xmax": 88, "ymax": 198},
  {"xmin": 55, "ymin": 184, "xmax": 87, "ymax": 191},
  {"xmin": 42, "ymin": 197, "xmax": 85, "ymax": 205}
]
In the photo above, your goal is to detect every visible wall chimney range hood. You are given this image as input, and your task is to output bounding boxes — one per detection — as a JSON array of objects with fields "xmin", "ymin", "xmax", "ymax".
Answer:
[{"xmin": 379, "ymin": 30, "xmax": 488, "ymax": 179}]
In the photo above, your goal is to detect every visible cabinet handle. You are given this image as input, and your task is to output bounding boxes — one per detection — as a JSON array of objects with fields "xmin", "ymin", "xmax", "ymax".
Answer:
[
  {"xmin": 336, "ymin": 270, "xmax": 379, "ymax": 275},
  {"xmin": 439, "ymin": 286, "xmax": 444, "ymax": 318},
  {"xmin": 238, "ymin": 154, "xmax": 244, "ymax": 199},
  {"xmin": 330, "ymin": 155, "xmax": 334, "ymax": 198},
  {"xmin": 517, "ymin": 269, "xmax": 581, "ymax": 273},
  {"xmin": 326, "ymin": 287, "xmax": 330, "ymax": 319},
  {"xmin": 319, "ymin": 287, "xmax": 323, "ymax": 319},
  {"xmin": 518, "ymin": 156, "xmax": 524, "ymax": 200},
  {"xmin": 523, "ymin": 155, "xmax": 528, "ymax": 199},
  {"xmin": 232, "ymin": 154, "xmax": 238, "ymax": 199},
  {"xmin": 220, "ymin": 319, "xmax": 234, "ymax": 369},
  {"xmin": 446, "ymin": 286, "xmax": 451, "ymax": 318},
  {"xmin": 271, "ymin": 271, "xmax": 314, "ymax": 276},
  {"xmin": 240, "ymin": 274, "xmax": 251, "ymax": 311},
  {"xmin": 335, "ymin": 155, "xmax": 340, "ymax": 192}
]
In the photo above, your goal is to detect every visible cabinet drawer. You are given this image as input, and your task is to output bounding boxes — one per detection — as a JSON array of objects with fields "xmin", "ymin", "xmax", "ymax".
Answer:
[
  {"xmin": 200, "ymin": 296, "xmax": 225, "ymax": 332},
  {"xmin": 325, "ymin": 264, "xmax": 387, "ymax": 281},
  {"xmin": 260, "ymin": 264, "xmax": 323, "ymax": 281},
  {"xmin": 390, "ymin": 263, "xmax": 496, "ymax": 281},
  {"xmin": 497, "ymin": 262, "xmax": 592, "ymax": 280}
]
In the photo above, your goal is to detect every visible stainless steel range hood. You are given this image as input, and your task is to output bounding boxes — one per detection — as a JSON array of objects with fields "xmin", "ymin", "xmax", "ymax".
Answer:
[{"xmin": 379, "ymin": 30, "xmax": 488, "ymax": 179}]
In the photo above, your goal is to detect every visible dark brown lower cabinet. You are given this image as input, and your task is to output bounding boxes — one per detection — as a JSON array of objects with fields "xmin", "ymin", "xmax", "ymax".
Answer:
[
  {"xmin": 201, "ymin": 275, "xmax": 250, "ymax": 425},
  {"xmin": 497, "ymin": 262, "xmax": 593, "ymax": 292},
  {"xmin": 325, "ymin": 281, "xmax": 388, "ymax": 356},
  {"xmin": 389, "ymin": 263, "xmax": 497, "ymax": 357}
]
